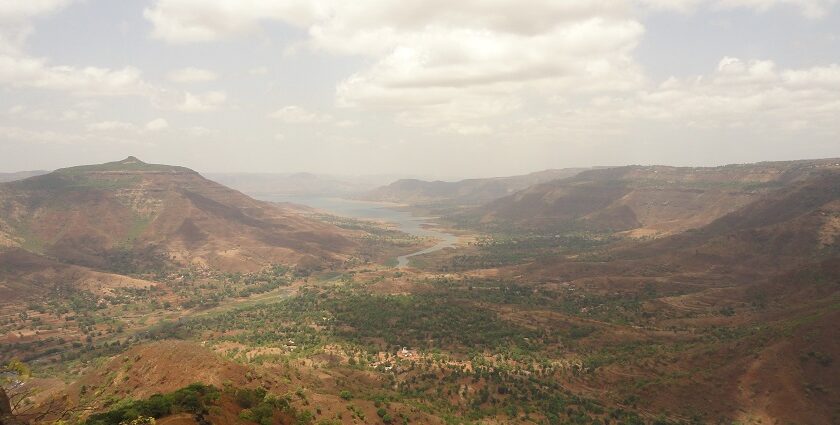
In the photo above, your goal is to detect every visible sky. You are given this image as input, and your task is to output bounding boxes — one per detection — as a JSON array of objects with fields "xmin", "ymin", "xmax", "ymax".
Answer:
[{"xmin": 0, "ymin": 0, "xmax": 839, "ymax": 179}]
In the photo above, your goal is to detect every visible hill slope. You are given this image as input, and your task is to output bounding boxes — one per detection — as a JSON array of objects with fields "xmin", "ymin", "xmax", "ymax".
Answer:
[
  {"xmin": 0, "ymin": 157, "xmax": 356, "ymax": 273},
  {"xmin": 468, "ymin": 159, "xmax": 840, "ymax": 236},
  {"xmin": 511, "ymin": 166, "xmax": 840, "ymax": 425},
  {"xmin": 623, "ymin": 169, "xmax": 840, "ymax": 268}
]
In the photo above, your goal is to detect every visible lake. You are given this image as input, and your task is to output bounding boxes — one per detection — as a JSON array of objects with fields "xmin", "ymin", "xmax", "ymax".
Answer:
[{"xmin": 256, "ymin": 195, "xmax": 458, "ymax": 267}]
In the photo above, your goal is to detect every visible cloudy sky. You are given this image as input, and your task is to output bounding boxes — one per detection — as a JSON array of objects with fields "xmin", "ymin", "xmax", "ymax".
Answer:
[{"xmin": 0, "ymin": 0, "xmax": 839, "ymax": 178}]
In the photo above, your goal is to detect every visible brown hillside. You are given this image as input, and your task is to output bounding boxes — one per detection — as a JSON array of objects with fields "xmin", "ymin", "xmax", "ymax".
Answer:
[
  {"xmin": 0, "ymin": 157, "xmax": 356, "ymax": 273},
  {"xmin": 0, "ymin": 248, "xmax": 157, "ymax": 304},
  {"xmin": 511, "ymin": 170, "xmax": 840, "ymax": 424},
  {"xmin": 616, "ymin": 170, "xmax": 840, "ymax": 270},
  {"xmin": 470, "ymin": 158, "xmax": 840, "ymax": 236},
  {"xmin": 72, "ymin": 341, "xmax": 249, "ymax": 400},
  {"xmin": 522, "ymin": 167, "xmax": 840, "ymax": 283}
]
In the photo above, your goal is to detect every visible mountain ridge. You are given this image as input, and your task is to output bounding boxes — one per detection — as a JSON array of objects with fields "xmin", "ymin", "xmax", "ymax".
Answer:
[{"xmin": 465, "ymin": 158, "xmax": 840, "ymax": 236}]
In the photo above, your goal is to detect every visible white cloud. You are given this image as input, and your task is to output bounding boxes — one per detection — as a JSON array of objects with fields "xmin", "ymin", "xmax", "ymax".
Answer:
[
  {"xmin": 782, "ymin": 64, "xmax": 840, "ymax": 87},
  {"xmin": 86, "ymin": 118, "xmax": 171, "ymax": 133},
  {"xmin": 638, "ymin": 0, "xmax": 838, "ymax": 17},
  {"xmin": 143, "ymin": 0, "xmax": 323, "ymax": 43},
  {"xmin": 4, "ymin": 103, "xmax": 94, "ymax": 122},
  {"xmin": 4, "ymin": 0, "xmax": 836, "ymax": 165},
  {"xmin": 310, "ymin": 2, "xmax": 644, "ymax": 132},
  {"xmin": 248, "ymin": 66, "xmax": 269, "ymax": 75},
  {"xmin": 167, "ymin": 67, "xmax": 218, "ymax": 83},
  {"xmin": 0, "ymin": 124, "xmax": 90, "ymax": 145},
  {"xmin": 142, "ymin": 0, "xmax": 837, "ymax": 134},
  {"xmin": 0, "ymin": 54, "xmax": 153, "ymax": 96},
  {"xmin": 176, "ymin": 91, "xmax": 227, "ymax": 112},
  {"xmin": 0, "ymin": 124, "xmax": 158, "ymax": 148},
  {"xmin": 448, "ymin": 124, "xmax": 493, "ymax": 136},
  {"xmin": 269, "ymin": 105, "xmax": 332, "ymax": 123},
  {"xmin": 0, "ymin": 53, "xmax": 233, "ymax": 114},
  {"xmin": 60, "ymin": 108, "xmax": 92, "ymax": 121},
  {"xmin": 521, "ymin": 57, "xmax": 840, "ymax": 139},
  {"xmin": 331, "ymin": 15, "xmax": 645, "ymax": 131},
  {"xmin": 87, "ymin": 121, "xmax": 138, "ymax": 132},
  {"xmin": 145, "ymin": 118, "xmax": 169, "ymax": 131},
  {"xmin": 0, "ymin": 0, "xmax": 75, "ymax": 53},
  {"xmin": 186, "ymin": 126, "xmax": 214, "ymax": 136},
  {"xmin": 753, "ymin": 0, "xmax": 835, "ymax": 17},
  {"xmin": 0, "ymin": 1, "xmax": 75, "ymax": 21}
]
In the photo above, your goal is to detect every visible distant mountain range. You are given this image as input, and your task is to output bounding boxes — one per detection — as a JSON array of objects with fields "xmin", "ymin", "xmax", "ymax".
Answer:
[
  {"xmin": 206, "ymin": 172, "xmax": 407, "ymax": 198},
  {"xmin": 0, "ymin": 170, "xmax": 49, "ymax": 183},
  {"xmin": 358, "ymin": 168, "xmax": 595, "ymax": 206}
]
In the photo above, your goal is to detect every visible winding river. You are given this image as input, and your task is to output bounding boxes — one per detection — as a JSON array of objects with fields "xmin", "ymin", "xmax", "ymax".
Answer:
[{"xmin": 257, "ymin": 195, "xmax": 458, "ymax": 267}]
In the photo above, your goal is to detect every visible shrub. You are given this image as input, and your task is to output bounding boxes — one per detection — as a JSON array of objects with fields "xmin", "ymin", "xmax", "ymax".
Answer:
[{"xmin": 85, "ymin": 383, "xmax": 220, "ymax": 425}]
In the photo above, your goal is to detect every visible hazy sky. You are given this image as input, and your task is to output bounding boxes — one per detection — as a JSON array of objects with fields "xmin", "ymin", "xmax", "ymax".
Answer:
[{"xmin": 1, "ymin": 0, "xmax": 839, "ymax": 179}]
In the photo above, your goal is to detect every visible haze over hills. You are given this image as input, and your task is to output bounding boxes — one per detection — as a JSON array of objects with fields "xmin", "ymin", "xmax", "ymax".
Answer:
[
  {"xmin": 206, "ymin": 172, "xmax": 406, "ymax": 198},
  {"xmin": 0, "ymin": 171, "xmax": 49, "ymax": 183},
  {"xmin": 463, "ymin": 158, "xmax": 840, "ymax": 237},
  {"xmin": 0, "ymin": 156, "xmax": 357, "ymax": 275},
  {"xmin": 359, "ymin": 168, "xmax": 593, "ymax": 207}
]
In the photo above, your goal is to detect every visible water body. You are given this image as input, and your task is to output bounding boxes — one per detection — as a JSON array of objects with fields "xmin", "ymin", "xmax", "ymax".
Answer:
[{"xmin": 257, "ymin": 195, "xmax": 458, "ymax": 267}]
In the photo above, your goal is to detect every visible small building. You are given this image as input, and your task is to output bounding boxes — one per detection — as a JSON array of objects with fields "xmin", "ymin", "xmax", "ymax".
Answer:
[{"xmin": 397, "ymin": 347, "xmax": 416, "ymax": 359}]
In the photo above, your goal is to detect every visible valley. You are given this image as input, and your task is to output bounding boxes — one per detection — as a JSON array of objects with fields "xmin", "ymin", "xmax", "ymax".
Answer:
[
  {"xmin": 247, "ymin": 195, "xmax": 462, "ymax": 268},
  {"xmin": 1, "ymin": 157, "xmax": 838, "ymax": 425},
  {"xmin": 5, "ymin": 4, "xmax": 839, "ymax": 424}
]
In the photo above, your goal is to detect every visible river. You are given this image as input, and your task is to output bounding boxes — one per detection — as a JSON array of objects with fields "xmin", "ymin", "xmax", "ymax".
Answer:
[{"xmin": 255, "ymin": 195, "xmax": 458, "ymax": 267}]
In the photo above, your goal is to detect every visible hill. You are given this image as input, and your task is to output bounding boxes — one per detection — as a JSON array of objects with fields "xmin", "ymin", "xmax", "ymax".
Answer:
[
  {"xmin": 521, "ymin": 166, "xmax": 840, "ymax": 278},
  {"xmin": 0, "ymin": 157, "xmax": 356, "ymax": 274},
  {"xmin": 635, "ymin": 169, "xmax": 840, "ymax": 265},
  {"xmin": 359, "ymin": 168, "xmax": 592, "ymax": 207},
  {"xmin": 466, "ymin": 158, "xmax": 840, "ymax": 236},
  {"xmin": 510, "ymin": 169, "xmax": 840, "ymax": 424}
]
